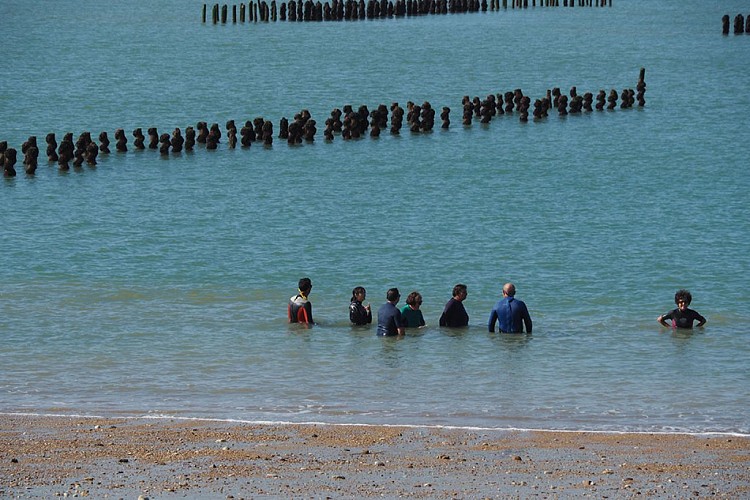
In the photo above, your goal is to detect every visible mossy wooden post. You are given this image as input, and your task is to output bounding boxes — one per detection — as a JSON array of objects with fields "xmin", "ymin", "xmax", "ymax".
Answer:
[
  {"xmin": 232, "ymin": 4, "xmax": 237, "ymax": 22},
  {"xmin": 213, "ymin": 3, "xmax": 219, "ymax": 23},
  {"xmin": 734, "ymin": 14, "xmax": 745, "ymax": 34},
  {"xmin": 221, "ymin": 4, "xmax": 228, "ymax": 22},
  {"xmin": 240, "ymin": 2, "xmax": 246, "ymax": 21},
  {"xmin": 202, "ymin": 4, "xmax": 207, "ymax": 22},
  {"xmin": 502, "ymin": 0, "xmax": 507, "ymax": 8},
  {"xmin": 249, "ymin": 2, "xmax": 254, "ymax": 21},
  {"xmin": 271, "ymin": 1, "xmax": 277, "ymax": 21}
]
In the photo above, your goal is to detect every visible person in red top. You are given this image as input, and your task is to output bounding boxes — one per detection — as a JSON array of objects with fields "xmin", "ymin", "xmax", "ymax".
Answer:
[{"xmin": 288, "ymin": 277, "xmax": 314, "ymax": 324}]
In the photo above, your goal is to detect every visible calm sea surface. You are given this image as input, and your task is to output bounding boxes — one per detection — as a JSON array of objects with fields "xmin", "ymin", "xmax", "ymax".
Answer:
[{"xmin": 1, "ymin": 0, "xmax": 749, "ymax": 434}]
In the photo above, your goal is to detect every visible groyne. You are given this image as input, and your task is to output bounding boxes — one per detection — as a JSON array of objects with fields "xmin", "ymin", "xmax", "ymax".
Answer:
[
  {"xmin": 722, "ymin": 14, "xmax": 750, "ymax": 35},
  {"xmin": 3, "ymin": 70, "xmax": 644, "ymax": 177},
  {"xmin": 202, "ymin": 0, "xmax": 612, "ymax": 23}
]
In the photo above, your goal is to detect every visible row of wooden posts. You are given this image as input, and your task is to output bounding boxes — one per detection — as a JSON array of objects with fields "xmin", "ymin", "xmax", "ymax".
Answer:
[
  {"xmin": 722, "ymin": 14, "xmax": 750, "ymax": 35},
  {"xmin": 2, "ymin": 69, "xmax": 644, "ymax": 177},
  {"xmin": 203, "ymin": 0, "xmax": 611, "ymax": 23}
]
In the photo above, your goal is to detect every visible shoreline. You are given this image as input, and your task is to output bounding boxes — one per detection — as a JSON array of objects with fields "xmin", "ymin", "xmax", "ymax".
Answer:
[
  {"xmin": 4, "ymin": 411, "xmax": 749, "ymax": 438},
  {"xmin": 2, "ymin": 414, "xmax": 749, "ymax": 498}
]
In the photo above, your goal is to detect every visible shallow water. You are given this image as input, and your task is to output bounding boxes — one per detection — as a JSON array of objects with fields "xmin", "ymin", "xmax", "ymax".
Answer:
[{"xmin": 1, "ymin": 0, "xmax": 749, "ymax": 434}]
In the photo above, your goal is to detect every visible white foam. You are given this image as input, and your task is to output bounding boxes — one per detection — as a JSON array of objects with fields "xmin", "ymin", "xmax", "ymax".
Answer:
[{"xmin": 2, "ymin": 411, "xmax": 748, "ymax": 438}]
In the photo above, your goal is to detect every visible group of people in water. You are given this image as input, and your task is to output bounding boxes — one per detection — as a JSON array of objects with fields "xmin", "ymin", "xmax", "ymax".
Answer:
[{"xmin": 288, "ymin": 278, "xmax": 707, "ymax": 334}]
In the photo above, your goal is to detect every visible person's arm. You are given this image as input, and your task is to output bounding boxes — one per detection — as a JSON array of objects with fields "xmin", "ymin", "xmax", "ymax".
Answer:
[
  {"xmin": 305, "ymin": 301, "xmax": 314, "ymax": 324},
  {"xmin": 460, "ymin": 304, "xmax": 469, "ymax": 327},
  {"xmin": 418, "ymin": 311, "xmax": 425, "ymax": 327},
  {"xmin": 696, "ymin": 313, "xmax": 706, "ymax": 327},
  {"xmin": 657, "ymin": 312, "xmax": 671, "ymax": 327},
  {"xmin": 366, "ymin": 305, "xmax": 372, "ymax": 324},
  {"xmin": 522, "ymin": 305, "xmax": 532, "ymax": 334},
  {"xmin": 349, "ymin": 303, "xmax": 360, "ymax": 324},
  {"xmin": 488, "ymin": 309, "xmax": 497, "ymax": 332},
  {"xmin": 396, "ymin": 310, "xmax": 405, "ymax": 335}
]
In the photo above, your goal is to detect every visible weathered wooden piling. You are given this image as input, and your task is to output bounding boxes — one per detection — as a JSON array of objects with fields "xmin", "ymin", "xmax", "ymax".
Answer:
[
  {"xmin": 636, "ymin": 67, "xmax": 646, "ymax": 106},
  {"xmin": 203, "ymin": 4, "xmax": 207, "ymax": 22},
  {"xmin": 734, "ymin": 14, "xmax": 744, "ymax": 34},
  {"xmin": 115, "ymin": 129, "xmax": 127, "ymax": 152},
  {"xmin": 3, "ymin": 147, "xmax": 18, "ymax": 177},
  {"xmin": 46, "ymin": 133, "xmax": 58, "ymax": 162}
]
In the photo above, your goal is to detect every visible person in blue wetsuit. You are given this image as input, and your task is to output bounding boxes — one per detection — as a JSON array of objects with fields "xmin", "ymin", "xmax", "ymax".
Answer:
[
  {"xmin": 349, "ymin": 286, "xmax": 372, "ymax": 325},
  {"xmin": 288, "ymin": 277, "xmax": 314, "ymax": 324},
  {"xmin": 658, "ymin": 289, "xmax": 706, "ymax": 329},
  {"xmin": 377, "ymin": 288, "xmax": 405, "ymax": 336},
  {"xmin": 488, "ymin": 282, "xmax": 532, "ymax": 333},
  {"xmin": 439, "ymin": 284, "xmax": 469, "ymax": 327}
]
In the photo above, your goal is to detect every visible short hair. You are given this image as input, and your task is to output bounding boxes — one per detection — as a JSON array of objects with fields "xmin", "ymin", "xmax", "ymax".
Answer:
[
  {"xmin": 452, "ymin": 284, "xmax": 467, "ymax": 297},
  {"xmin": 503, "ymin": 283, "xmax": 516, "ymax": 297},
  {"xmin": 298, "ymin": 277, "xmax": 312, "ymax": 293},
  {"xmin": 351, "ymin": 286, "xmax": 366, "ymax": 301},
  {"xmin": 674, "ymin": 289, "xmax": 692, "ymax": 306},
  {"xmin": 386, "ymin": 287, "xmax": 401, "ymax": 302},
  {"xmin": 405, "ymin": 291, "xmax": 422, "ymax": 306}
]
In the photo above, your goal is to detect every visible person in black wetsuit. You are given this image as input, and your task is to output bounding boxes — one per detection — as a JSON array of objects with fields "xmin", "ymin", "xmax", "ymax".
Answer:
[
  {"xmin": 288, "ymin": 277, "xmax": 314, "ymax": 325},
  {"xmin": 349, "ymin": 286, "xmax": 372, "ymax": 325},
  {"xmin": 439, "ymin": 283, "xmax": 469, "ymax": 327},
  {"xmin": 657, "ymin": 289, "xmax": 706, "ymax": 329}
]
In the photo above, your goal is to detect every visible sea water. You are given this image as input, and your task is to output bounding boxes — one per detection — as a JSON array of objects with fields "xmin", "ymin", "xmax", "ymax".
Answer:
[{"xmin": 1, "ymin": 0, "xmax": 749, "ymax": 435}]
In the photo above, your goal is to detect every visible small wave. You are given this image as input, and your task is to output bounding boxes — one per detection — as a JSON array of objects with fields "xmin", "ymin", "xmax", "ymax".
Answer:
[{"xmin": 2, "ymin": 411, "xmax": 748, "ymax": 438}]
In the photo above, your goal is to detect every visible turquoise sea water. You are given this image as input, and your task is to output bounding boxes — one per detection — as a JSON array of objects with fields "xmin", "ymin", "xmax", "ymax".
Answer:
[{"xmin": 1, "ymin": 0, "xmax": 749, "ymax": 434}]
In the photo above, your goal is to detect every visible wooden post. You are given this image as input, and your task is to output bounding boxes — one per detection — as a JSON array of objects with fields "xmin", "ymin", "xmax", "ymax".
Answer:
[
  {"xmin": 213, "ymin": 3, "xmax": 219, "ymax": 23},
  {"xmin": 202, "ymin": 3, "xmax": 207, "ymax": 22},
  {"xmin": 240, "ymin": 2, "xmax": 246, "ymax": 21},
  {"xmin": 233, "ymin": 4, "xmax": 237, "ymax": 22}
]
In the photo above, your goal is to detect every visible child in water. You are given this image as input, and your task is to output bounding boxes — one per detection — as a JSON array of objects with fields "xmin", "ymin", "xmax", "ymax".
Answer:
[
  {"xmin": 657, "ymin": 289, "xmax": 706, "ymax": 329},
  {"xmin": 401, "ymin": 291, "xmax": 426, "ymax": 328}
]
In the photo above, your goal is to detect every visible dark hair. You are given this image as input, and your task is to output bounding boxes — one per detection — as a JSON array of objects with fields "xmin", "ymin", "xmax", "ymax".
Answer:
[
  {"xmin": 386, "ymin": 287, "xmax": 401, "ymax": 302},
  {"xmin": 298, "ymin": 277, "xmax": 312, "ymax": 294},
  {"xmin": 351, "ymin": 286, "xmax": 366, "ymax": 302},
  {"xmin": 405, "ymin": 291, "xmax": 422, "ymax": 306},
  {"xmin": 452, "ymin": 283, "xmax": 467, "ymax": 297},
  {"xmin": 674, "ymin": 289, "xmax": 692, "ymax": 306}
]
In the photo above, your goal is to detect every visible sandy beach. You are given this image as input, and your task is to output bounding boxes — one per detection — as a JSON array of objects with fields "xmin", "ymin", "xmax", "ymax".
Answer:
[{"xmin": 1, "ymin": 414, "xmax": 748, "ymax": 498}]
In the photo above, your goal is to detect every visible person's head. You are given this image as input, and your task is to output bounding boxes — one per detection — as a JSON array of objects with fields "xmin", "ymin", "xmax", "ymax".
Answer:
[
  {"xmin": 674, "ymin": 289, "xmax": 692, "ymax": 310},
  {"xmin": 405, "ymin": 291, "xmax": 423, "ymax": 309},
  {"xmin": 298, "ymin": 277, "xmax": 312, "ymax": 297},
  {"xmin": 386, "ymin": 287, "xmax": 401, "ymax": 304},
  {"xmin": 351, "ymin": 286, "xmax": 366, "ymax": 302},
  {"xmin": 502, "ymin": 282, "xmax": 516, "ymax": 297},
  {"xmin": 452, "ymin": 284, "xmax": 467, "ymax": 301}
]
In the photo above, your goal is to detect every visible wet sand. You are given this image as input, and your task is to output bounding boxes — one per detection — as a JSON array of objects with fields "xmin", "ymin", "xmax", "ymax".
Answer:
[{"xmin": 1, "ymin": 414, "xmax": 748, "ymax": 498}]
